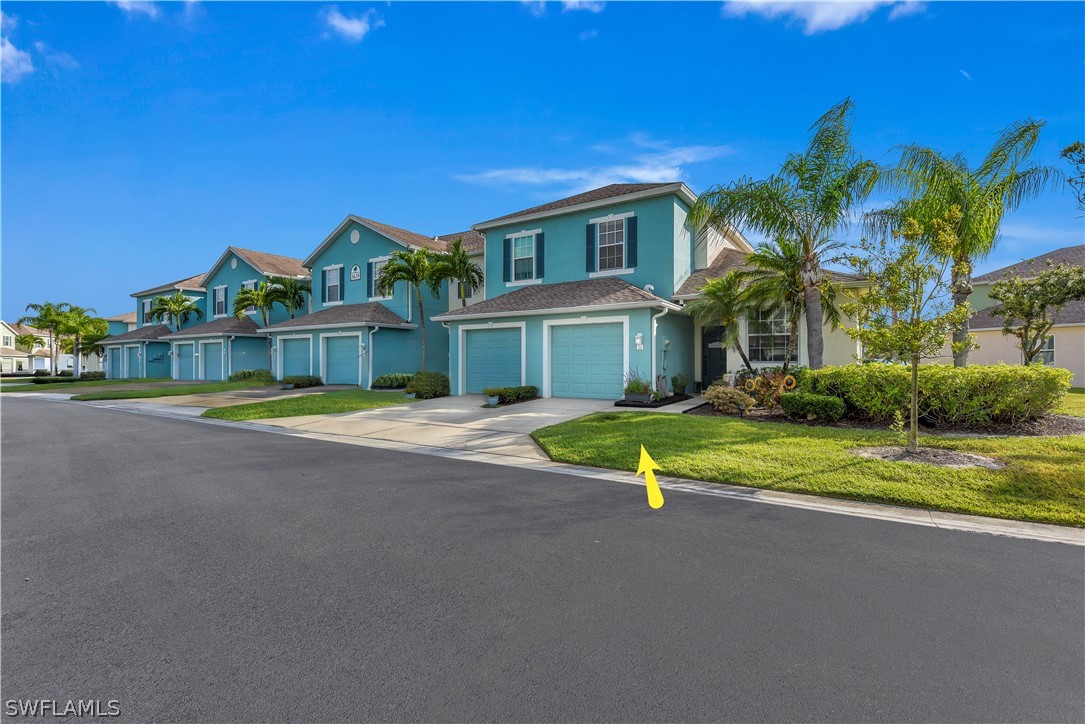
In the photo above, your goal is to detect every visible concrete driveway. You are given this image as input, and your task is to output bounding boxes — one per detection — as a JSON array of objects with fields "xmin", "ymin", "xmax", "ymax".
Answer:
[
  {"xmin": 121, "ymin": 384, "xmax": 358, "ymax": 409},
  {"xmin": 258, "ymin": 395, "xmax": 615, "ymax": 461}
]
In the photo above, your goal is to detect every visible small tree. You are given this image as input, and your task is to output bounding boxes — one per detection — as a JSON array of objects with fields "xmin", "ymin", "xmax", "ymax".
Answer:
[
  {"xmin": 433, "ymin": 238, "xmax": 484, "ymax": 308},
  {"xmin": 1062, "ymin": 141, "xmax": 1084, "ymax": 212},
  {"xmin": 376, "ymin": 248, "xmax": 442, "ymax": 370},
  {"xmin": 989, "ymin": 263, "xmax": 1085, "ymax": 363},
  {"xmin": 267, "ymin": 276, "xmax": 311, "ymax": 319},
  {"xmin": 149, "ymin": 292, "xmax": 205, "ymax": 331},
  {"xmin": 844, "ymin": 208, "xmax": 972, "ymax": 453},
  {"xmin": 14, "ymin": 333, "xmax": 45, "ymax": 352},
  {"xmin": 58, "ymin": 306, "xmax": 105, "ymax": 378},
  {"xmin": 20, "ymin": 301, "xmax": 71, "ymax": 374},
  {"xmin": 234, "ymin": 282, "xmax": 286, "ymax": 369},
  {"xmin": 684, "ymin": 271, "xmax": 755, "ymax": 373}
]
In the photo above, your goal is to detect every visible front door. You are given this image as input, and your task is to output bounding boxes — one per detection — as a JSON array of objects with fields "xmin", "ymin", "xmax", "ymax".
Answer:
[{"xmin": 703, "ymin": 326, "xmax": 728, "ymax": 386}]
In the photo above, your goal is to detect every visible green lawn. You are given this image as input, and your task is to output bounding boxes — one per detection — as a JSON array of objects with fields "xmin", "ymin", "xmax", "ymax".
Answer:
[
  {"xmin": 71, "ymin": 380, "xmax": 274, "ymax": 401},
  {"xmin": 2, "ymin": 377, "xmax": 171, "ymax": 392},
  {"xmin": 1057, "ymin": 389, "xmax": 1085, "ymax": 418},
  {"xmin": 202, "ymin": 389, "xmax": 413, "ymax": 421},
  {"xmin": 531, "ymin": 412, "xmax": 1085, "ymax": 527}
]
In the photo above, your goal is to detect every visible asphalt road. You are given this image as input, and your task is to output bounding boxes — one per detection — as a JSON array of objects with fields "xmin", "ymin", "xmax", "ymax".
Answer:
[{"xmin": 2, "ymin": 398, "xmax": 1083, "ymax": 723}]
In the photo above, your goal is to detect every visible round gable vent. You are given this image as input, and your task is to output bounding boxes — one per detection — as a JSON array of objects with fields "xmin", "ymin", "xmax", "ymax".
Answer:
[
  {"xmin": 350, "ymin": 230, "xmax": 360, "ymax": 244},
  {"xmin": 231, "ymin": 258, "xmax": 238, "ymax": 269}
]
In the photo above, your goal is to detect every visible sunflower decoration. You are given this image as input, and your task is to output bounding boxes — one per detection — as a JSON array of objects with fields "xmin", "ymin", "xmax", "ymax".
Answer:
[
  {"xmin": 783, "ymin": 374, "xmax": 797, "ymax": 391},
  {"xmin": 744, "ymin": 379, "xmax": 758, "ymax": 392}
]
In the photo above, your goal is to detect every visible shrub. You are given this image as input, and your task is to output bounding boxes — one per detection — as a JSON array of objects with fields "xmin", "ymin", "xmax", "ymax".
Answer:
[
  {"xmin": 33, "ymin": 370, "xmax": 50, "ymax": 377},
  {"xmin": 703, "ymin": 384, "xmax": 756, "ymax": 415},
  {"xmin": 372, "ymin": 373, "xmax": 414, "ymax": 389},
  {"xmin": 32, "ymin": 376, "xmax": 80, "ymax": 384},
  {"xmin": 671, "ymin": 373, "xmax": 690, "ymax": 393},
  {"xmin": 406, "ymin": 371, "xmax": 449, "ymax": 400},
  {"xmin": 78, "ymin": 371, "xmax": 106, "ymax": 381},
  {"xmin": 481, "ymin": 385, "xmax": 539, "ymax": 404},
  {"xmin": 802, "ymin": 363, "xmax": 1071, "ymax": 426},
  {"xmin": 57, "ymin": 370, "xmax": 74, "ymax": 377},
  {"xmin": 282, "ymin": 375, "xmax": 323, "ymax": 389},
  {"xmin": 779, "ymin": 392, "xmax": 846, "ymax": 422},
  {"xmin": 624, "ymin": 370, "xmax": 652, "ymax": 395},
  {"xmin": 229, "ymin": 369, "xmax": 275, "ymax": 383}
]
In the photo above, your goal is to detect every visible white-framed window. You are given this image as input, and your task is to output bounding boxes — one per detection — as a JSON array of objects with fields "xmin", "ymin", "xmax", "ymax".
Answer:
[
  {"xmin": 213, "ymin": 286, "xmax": 228, "ymax": 317},
  {"xmin": 748, "ymin": 308, "xmax": 796, "ymax": 363},
  {"xmin": 2, "ymin": 335, "xmax": 12, "ymax": 347},
  {"xmin": 597, "ymin": 218, "xmax": 625, "ymax": 271},
  {"xmin": 324, "ymin": 265, "xmax": 343, "ymax": 304},
  {"xmin": 142, "ymin": 299, "xmax": 153, "ymax": 324},
  {"xmin": 1034, "ymin": 335, "xmax": 1055, "ymax": 366},
  {"xmin": 369, "ymin": 258, "xmax": 392, "ymax": 300},
  {"xmin": 513, "ymin": 234, "xmax": 535, "ymax": 281},
  {"xmin": 242, "ymin": 280, "xmax": 258, "ymax": 314}
]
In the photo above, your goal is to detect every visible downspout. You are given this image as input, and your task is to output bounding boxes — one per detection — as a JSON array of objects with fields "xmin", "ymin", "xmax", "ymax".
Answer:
[
  {"xmin": 651, "ymin": 307, "xmax": 670, "ymax": 393},
  {"xmin": 227, "ymin": 335, "xmax": 235, "ymax": 380},
  {"xmin": 442, "ymin": 322, "xmax": 451, "ymax": 385},
  {"xmin": 367, "ymin": 327, "xmax": 380, "ymax": 390}
]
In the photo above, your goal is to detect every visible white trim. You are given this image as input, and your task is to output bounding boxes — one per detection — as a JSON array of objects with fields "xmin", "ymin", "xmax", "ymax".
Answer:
[
  {"xmin": 971, "ymin": 322, "xmax": 1084, "ymax": 332},
  {"xmin": 323, "ymin": 300, "xmax": 345, "ymax": 307},
  {"xmin": 367, "ymin": 327, "xmax": 380, "ymax": 389},
  {"xmin": 241, "ymin": 279, "xmax": 259, "ymax": 315},
  {"xmin": 474, "ymin": 183, "xmax": 696, "ymax": 231},
  {"xmin": 505, "ymin": 278, "xmax": 543, "ymax": 288},
  {"xmin": 595, "ymin": 215, "xmax": 627, "ymax": 273},
  {"xmin": 303, "ymin": 215, "xmax": 429, "ymax": 268},
  {"xmin": 456, "ymin": 322, "xmax": 527, "ymax": 395},
  {"xmin": 504, "ymin": 228, "xmax": 543, "ymax": 239},
  {"xmin": 276, "ymin": 334, "xmax": 313, "ymax": 379},
  {"xmin": 433, "ymin": 299, "xmax": 679, "ymax": 323},
  {"xmin": 319, "ymin": 331, "xmax": 364, "ymax": 386},
  {"xmin": 368, "ymin": 254, "xmax": 392, "ymax": 263},
  {"xmin": 198, "ymin": 339, "xmax": 227, "ymax": 381},
  {"xmin": 171, "ymin": 341, "xmax": 196, "ymax": 380},
  {"xmin": 368, "ymin": 256, "xmax": 394, "ymax": 301},
  {"xmin": 588, "ymin": 211, "xmax": 634, "ymax": 224},
  {"xmin": 124, "ymin": 344, "xmax": 141, "ymax": 379},
  {"xmin": 542, "ymin": 315, "xmax": 628, "ymax": 399},
  {"xmin": 323, "ymin": 264, "xmax": 344, "ymax": 305},
  {"xmin": 588, "ymin": 268, "xmax": 635, "ymax": 278}
]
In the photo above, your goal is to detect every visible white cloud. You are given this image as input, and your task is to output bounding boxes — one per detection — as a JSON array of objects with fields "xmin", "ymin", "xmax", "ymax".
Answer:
[
  {"xmin": 579, "ymin": 28, "xmax": 599, "ymax": 41},
  {"xmin": 959, "ymin": 69, "xmax": 973, "ymax": 82},
  {"xmin": 455, "ymin": 135, "xmax": 732, "ymax": 194},
  {"xmin": 322, "ymin": 5, "xmax": 384, "ymax": 42},
  {"xmin": 563, "ymin": 1, "xmax": 606, "ymax": 12},
  {"xmin": 34, "ymin": 41, "xmax": 80, "ymax": 71},
  {"xmin": 111, "ymin": 1, "xmax": 161, "ymax": 19},
  {"xmin": 2, "ymin": 12, "xmax": 34, "ymax": 84},
  {"xmin": 721, "ymin": 1, "xmax": 924, "ymax": 34},
  {"xmin": 522, "ymin": 1, "xmax": 547, "ymax": 18}
]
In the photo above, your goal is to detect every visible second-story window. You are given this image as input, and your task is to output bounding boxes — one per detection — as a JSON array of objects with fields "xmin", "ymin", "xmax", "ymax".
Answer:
[
  {"xmin": 213, "ymin": 286, "xmax": 227, "ymax": 316},
  {"xmin": 513, "ymin": 234, "xmax": 535, "ymax": 281},
  {"xmin": 142, "ymin": 299, "xmax": 153, "ymax": 324},
  {"xmin": 2, "ymin": 335, "xmax": 12, "ymax": 347},
  {"xmin": 598, "ymin": 219, "xmax": 625, "ymax": 271},
  {"xmin": 324, "ymin": 266, "xmax": 343, "ymax": 304},
  {"xmin": 242, "ymin": 280, "xmax": 257, "ymax": 313}
]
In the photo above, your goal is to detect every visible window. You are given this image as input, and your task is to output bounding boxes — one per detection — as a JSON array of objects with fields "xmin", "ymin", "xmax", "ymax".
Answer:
[
  {"xmin": 597, "ymin": 218, "xmax": 625, "ymax": 271},
  {"xmin": 324, "ymin": 266, "xmax": 343, "ymax": 304},
  {"xmin": 1035, "ymin": 336, "xmax": 1055, "ymax": 366},
  {"xmin": 2, "ymin": 335, "xmax": 12, "ymax": 347},
  {"xmin": 142, "ymin": 299, "xmax": 153, "ymax": 324},
  {"xmin": 747, "ymin": 308, "xmax": 796, "ymax": 363},
  {"xmin": 370, "ymin": 258, "xmax": 391, "ymax": 299},
  {"xmin": 513, "ymin": 234, "xmax": 535, "ymax": 281},
  {"xmin": 242, "ymin": 280, "xmax": 258, "ymax": 313},
  {"xmin": 213, "ymin": 286, "xmax": 227, "ymax": 316}
]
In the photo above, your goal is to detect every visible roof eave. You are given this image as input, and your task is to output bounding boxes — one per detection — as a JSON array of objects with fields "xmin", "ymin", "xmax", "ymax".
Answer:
[
  {"xmin": 257, "ymin": 321, "xmax": 417, "ymax": 333},
  {"xmin": 472, "ymin": 183, "xmax": 696, "ymax": 231},
  {"xmin": 432, "ymin": 299, "xmax": 681, "ymax": 322}
]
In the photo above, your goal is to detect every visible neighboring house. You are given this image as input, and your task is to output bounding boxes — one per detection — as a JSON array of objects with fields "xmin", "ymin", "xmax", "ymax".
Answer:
[
  {"xmin": 101, "ymin": 274, "xmax": 206, "ymax": 379},
  {"xmin": 1, "ymin": 321, "xmax": 52, "ymax": 374},
  {"xmin": 966, "ymin": 246, "xmax": 1085, "ymax": 385},
  {"xmin": 261, "ymin": 217, "xmax": 451, "ymax": 386},
  {"xmin": 163, "ymin": 248, "xmax": 309, "ymax": 380}
]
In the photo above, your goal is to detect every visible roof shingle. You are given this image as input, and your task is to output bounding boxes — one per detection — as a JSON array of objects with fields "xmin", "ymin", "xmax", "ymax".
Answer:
[
  {"xmin": 105, "ymin": 311, "xmax": 137, "ymax": 323},
  {"xmin": 434, "ymin": 277, "xmax": 673, "ymax": 320},
  {"xmin": 476, "ymin": 183, "xmax": 680, "ymax": 227},
  {"xmin": 231, "ymin": 247, "xmax": 309, "ymax": 278},
  {"xmin": 674, "ymin": 249, "xmax": 862, "ymax": 298},
  {"xmin": 131, "ymin": 274, "xmax": 206, "ymax": 298},
  {"xmin": 353, "ymin": 218, "xmax": 448, "ymax": 252},
  {"xmin": 973, "ymin": 246, "xmax": 1085, "ymax": 283},
  {"xmin": 971, "ymin": 300, "xmax": 1085, "ymax": 329},
  {"xmin": 262, "ymin": 303, "xmax": 409, "ymax": 331},
  {"xmin": 162, "ymin": 316, "xmax": 264, "ymax": 339},
  {"xmin": 102, "ymin": 325, "xmax": 172, "ymax": 344},
  {"xmin": 436, "ymin": 229, "xmax": 485, "ymax": 254}
]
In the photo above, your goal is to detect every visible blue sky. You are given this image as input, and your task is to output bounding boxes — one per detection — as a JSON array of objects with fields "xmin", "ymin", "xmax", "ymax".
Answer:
[{"xmin": 2, "ymin": 1, "xmax": 1082, "ymax": 318}]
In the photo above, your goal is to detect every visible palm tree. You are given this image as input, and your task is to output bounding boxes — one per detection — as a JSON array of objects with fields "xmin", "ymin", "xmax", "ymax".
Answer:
[
  {"xmin": 866, "ymin": 119, "xmax": 1058, "ymax": 366},
  {"xmin": 376, "ymin": 248, "xmax": 442, "ymax": 370},
  {"xmin": 149, "ymin": 292, "xmax": 205, "ymax": 331},
  {"xmin": 434, "ymin": 238, "xmax": 484, "ymax": 308},
  {"xmin": 684, "ymin": 271, "xmax": 755, "ymax": 373},
  {"xmin": 689, "ymin": 99, "xmax": 877, "ymax": 369},
  {"xmin": 58, "ymin": 306, "xmax": 104, "ymax": 377},
  {"xmin": 14, "ymin": 333, "xmax": 45, "ymax": 352},
  {"xmin": 20, "ymin": 302, "xmax": 71, "ymax": 374},
  {"xmin": 267, "ymin": 276, "xmax": 311, "ymax": 319},
  {"xmin": 234, "ymin": 282, "xmax": 286, "ymax": 368}
]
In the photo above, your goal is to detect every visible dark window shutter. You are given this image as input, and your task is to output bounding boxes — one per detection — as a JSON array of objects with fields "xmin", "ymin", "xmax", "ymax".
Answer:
[
  {"xmin": 503, "ymin": 238, "xmax": 512, "ymax": 282},
  {"xmin": 536, "ymin": 232, "xmax": 545, "ymax": 279},
  {"xmin": 626, "ymin": 216, "xmax": 638, "ymax": 268},
  {"xmin": 586, "ymin": 224, "xmax": 596, "ymax": 272},
  {"xmin": 321, "ymin": 270, "xmax": 328, "ymax": 303},
  {"xmin": 367, "ymin": 262, "xmax": 374, "ymax": 298},
  {"xmin": 339, "ymin": 266, "xmax": 345, "ymax": 298}
]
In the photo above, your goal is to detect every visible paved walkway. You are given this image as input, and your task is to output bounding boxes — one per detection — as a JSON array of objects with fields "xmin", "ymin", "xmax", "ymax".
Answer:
[{"xmin": 258, "ymin": 395, "xmax": 617, "ymax": 461}]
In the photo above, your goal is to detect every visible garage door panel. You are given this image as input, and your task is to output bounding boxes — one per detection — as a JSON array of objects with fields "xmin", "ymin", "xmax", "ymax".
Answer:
[
  {"xmin": 281, "ymin": 338, "xmax": 311, "ymax": 378},
  {"xmin": 550, "ymin": 323, "xmax": 624, "ymax": 399},
  {"xmin": 325, "ymin": 336, "xmax": 360, "ymax": 385},
  {"xmin": 202, "ymin": 342, "xmax": 223, "ymax": 381},
  {"xmin": 176, "ymin": 345, "xmax": 194, "ymax": 380},
  {"xmin": 465, "ymin": 328, "xmax": 522, "ymax": 393}
]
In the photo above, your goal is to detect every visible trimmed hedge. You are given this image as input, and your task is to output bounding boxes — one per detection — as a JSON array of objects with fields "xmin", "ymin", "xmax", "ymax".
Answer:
[
  {"xmin": 481, "ymin": 385, "xmax": 539, "ymax": 404},
  {"xmin": 79, "ymin": 371, "xmax": 106, "ymax": 381},
  {"xmin": 405, "ymin": 371, "xmax": 449, "ymax": 400},
  {"xmin": 372, "ymin": 373, "xmax": 414, "ymax": 389},
  {"xmin": 230, "ymin": 369, "xmax": 275, "ymax": 383},
  {"xmin": 801, "ymin": 363, "xmax": 1071, "ymax": 426},
  {"xmin": 31, "ymin": 376, "xmax": 81, "ymax": 384},
  {"xmin": 282, "ymin": 375, "xmax": 323, "ymax": 389},
  {"xmin": 779, "ymin": 392, "xmax": 846, "ymax": 422},
  {"xmin": 33, "ymin": 370, "xmax": 50, "ymax": 377}
]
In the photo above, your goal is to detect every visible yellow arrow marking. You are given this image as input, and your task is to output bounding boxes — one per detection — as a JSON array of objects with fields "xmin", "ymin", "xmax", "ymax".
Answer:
[{"xmin": 636, "ymin": 445, "xmax": 665, "ymax": 509}]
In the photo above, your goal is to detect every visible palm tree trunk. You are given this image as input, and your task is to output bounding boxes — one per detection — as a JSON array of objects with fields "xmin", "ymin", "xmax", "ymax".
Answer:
[
  {"xmin": 783, "ymin": 311, "xmax": 800, "ymax": 374},
  {"xmin": 733, "ymin": 341, "xmax": 754, "ymax": 372},
  {"xmin": 951, "ymin": 259, "xmax": 973, "ymax": 367},
  {"xmin": 801, "ymin": 255, "xmax": 824, "ymax": 369},
  {"xmin": 50, "ymin": 330, "xmax": 58, "ymax": 375},
  {"xmin": 908, "ymin": 356, "xmax": 919, "ymax": 454},
  {"xmin": 74, "ymin": 334, "xmax": 82, "ymax": 378},
  {"xmin": 417, "ymin": 290, "xmax": 427, "ymax": 371}
]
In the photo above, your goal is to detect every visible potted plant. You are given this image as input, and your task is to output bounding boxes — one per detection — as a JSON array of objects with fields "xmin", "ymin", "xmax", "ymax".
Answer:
[
  {"xmin": 482, "ymin": 388, "xmax": 502, "ymax": 407},
  {"xmin": 623, "ymin": 371, "xmax": 652, "ymax": 403},
  {"xmin": 671, "ymin": 373, "xmax": 689, "ymax": 395}
]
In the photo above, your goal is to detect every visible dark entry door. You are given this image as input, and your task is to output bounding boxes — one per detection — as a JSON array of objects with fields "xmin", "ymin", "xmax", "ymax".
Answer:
[{"xmin": 703, "ymin": 326, "xmax": 728, "ymax": 386}]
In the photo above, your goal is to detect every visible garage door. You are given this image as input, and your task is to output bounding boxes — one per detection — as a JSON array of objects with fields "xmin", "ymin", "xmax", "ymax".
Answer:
[
  {"xmin": 108, "ymin": 348, "xmax": 122, "ymax": 379},
  {"xmin": 325, "ymin": 336, "xmax": 360, "ymax": 385},
  {"xmin": 202, "ymin": 342, "xmax": 223, "ymax": 381},
  {"xmin": 176, "ymin": 344, "xmax": 194, "ymax": 380},
  {"xmin": 465, "ymin": 328, "xmax": 522, "ymax": 393},
  {"xmin": 550, "ymin": 323, "xmax": 624, "ymax": 399},
  {"xmin": 126, "ymin": 347, "xmax": 141, "ymax": 379},
  {"xmin": 281, "ymin": 338, "xmax": 311, "ymax": 378}
]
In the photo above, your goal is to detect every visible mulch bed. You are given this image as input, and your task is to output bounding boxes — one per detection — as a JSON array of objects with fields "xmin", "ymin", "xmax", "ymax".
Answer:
[
  {"xmin": 614, "ymin": 394, "xmax": 694, "ymax": 409},
  {"xmin": 684, "ymin": 403, "xmax": 1085, "ymax": 438}
]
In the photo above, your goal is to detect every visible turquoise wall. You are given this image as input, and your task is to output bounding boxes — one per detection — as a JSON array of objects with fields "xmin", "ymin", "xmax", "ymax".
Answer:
[
  {"xmin": 482, "ymin": 193, "xmax": 693, "ymax": 301},
  {"xmin": 134, "ymin": 291, "xmax": 207, "ymax": 331},
  {"xmin": 107, "ymin": 320, "xmax": 129, "ymax": 336},
  {"xmin": 654, "ymin": 311, "xmax": 695, "ymax": 394},
  {"xmin": 268, "ymin": 324, "xmax": 439, "ymax": 387},
  {"xmin": 204, "ymin": 253, "xmax": 306, "ymax": 326}
]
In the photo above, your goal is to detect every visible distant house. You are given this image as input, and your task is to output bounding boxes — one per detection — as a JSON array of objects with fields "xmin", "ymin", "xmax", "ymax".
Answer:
[
  {"xmin": 1, "ymin": 321, "xmax": 67, "ymax": 374},
  {"xmin": 967, "ymin": 246, "xmax": 1084, "ymax": 386},
  {"xmin": 104, "ymin": 311, "xmax": 138, "ymax": 337}
]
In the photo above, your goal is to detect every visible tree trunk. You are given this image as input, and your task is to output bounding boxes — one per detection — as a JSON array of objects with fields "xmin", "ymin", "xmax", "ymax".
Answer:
[
  {"xmin": 417, "ymin": 291, "xmax": 427, "ymax": 371},
  {"xmin": 802, "ymin": 275, "xmax": 824, "ymax": 369},
  {"xmin": 908, "ymin": 356, "xmax": 919, "ymax": 454},
  {"xmin": 951, "ymin": 259, "xmax": 973, "ymax": 367},
  {"xmin": 50, "ymin": 330, "xmax": 58, "ymax": 375},
  {"xmin": 734, "ymin": 342, "xmax": 755, "ymax": 372},
  {"xmin": 74, "ymin": 334, "xmax": 82, "ymax": 378}
]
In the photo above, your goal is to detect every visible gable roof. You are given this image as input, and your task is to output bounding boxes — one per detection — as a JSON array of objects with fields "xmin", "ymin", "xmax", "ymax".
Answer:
[
  {"xmin": 105, "ymin": 311, "xmax": 138, "ymax": 323},
  {"xmin": 8, "ymin": 322, "xmax": 49, "ymax": 337},
  {"xmin": 433, "ymin": 277, "xmax": 678, "ymax": 321},
  {"xmin": 674, "ymin": 248, "xmax": 864, "ymax": 299},
  {"xmin": 303, "ymin": 215, "xmax": 448, "ymax": 268},
  {"xmin": 130, "ymin": 274, "xmax": 205, "ymax": 298},
  {"xmin": 973, "ymin": 246, "xmax": 1085, "ymax": 283},
  {"xmin": 436, "ymin": 229, "xmax": 485, "ymax": 254},
  {"xmin": 201, "ymin": 247, "xmax": 309, "ymax": 287},
  {"xmin": 260, "ymin": 302, "xmax": 411, "ymax": 332},
  {"xmin": 101, "ymin": 325, "xmax": 172, "ymax": 344},
  {"xmin": 474, "ymin": 183, "xmax": 696, "ymax": 230},
  {"xmin": 971, "ymin": 300, "xmax": 1085, "ymax": 330},
  {"xmin": 161, "ymin": 316, "xmax": 265, "ymax": 339}
]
